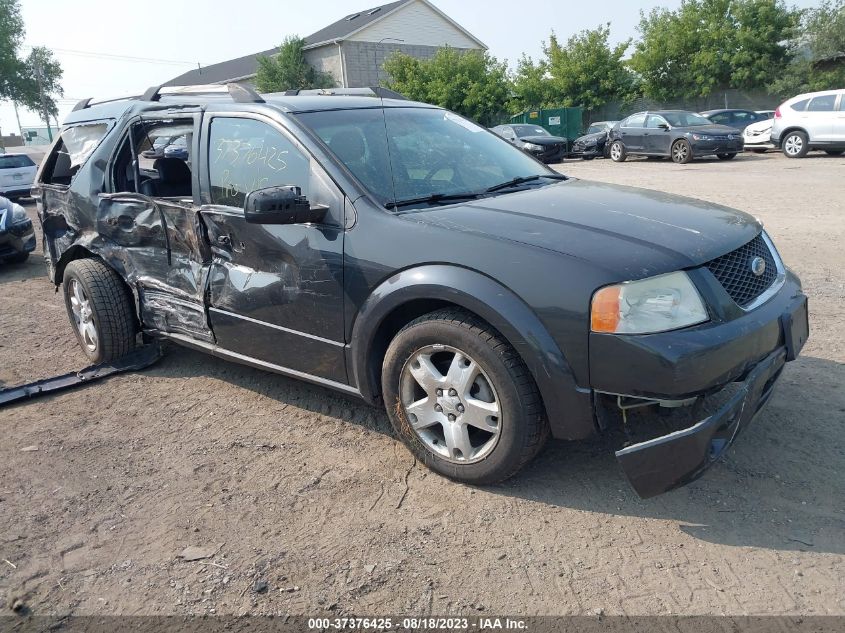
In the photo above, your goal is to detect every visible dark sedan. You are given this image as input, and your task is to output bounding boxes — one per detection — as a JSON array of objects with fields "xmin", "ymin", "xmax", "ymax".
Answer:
[
  {"xmin": 700, "ymin": 108, "xmax": 770, "ymax": 131},
  {"xmin": 490, "ymin": 124, "xmax": 568, "ymax": 163},
  {"xmin": 571, "ymin": 121, "xmax": 619, "ymax": 159},
  {"xmin": 609, "ymin": 110, "xmax": 743, "ymax": 164}
]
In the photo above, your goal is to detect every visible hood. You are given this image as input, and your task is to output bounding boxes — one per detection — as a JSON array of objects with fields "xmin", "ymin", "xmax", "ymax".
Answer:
[
  {"xmin": 680, "ymin": 124, "xmax": 741, "ymax": 136},
  {"xmin": 574, "ymin": 131, "xmax": 606, "ymax": 144},
  {"xmin": 744, "ymin": 119, "xmax": 773, "ymax": 134},
  {"xmin": 519, "ymin": 136, "xmax": 567, "ymax": 145},
  {"xmin": 405, "ymin": 180, "xmax": 761, "ymax": 280}
]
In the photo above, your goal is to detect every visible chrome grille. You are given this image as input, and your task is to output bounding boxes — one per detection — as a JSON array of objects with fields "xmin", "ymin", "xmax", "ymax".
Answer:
[{"xmin": 705, "ymin": 234, "xmax": 778, "ymax": 308}]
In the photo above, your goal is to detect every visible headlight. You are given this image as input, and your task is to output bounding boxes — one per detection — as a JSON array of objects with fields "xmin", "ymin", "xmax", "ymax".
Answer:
[
  {"xmin": 692, "ymin": 134, "xmax": 713, "ymax": 141},
  {"xmin": 523, "ymin": 143, "xmax": 543, "ymax": 151},
  {"xmin": 10, "ymin": 204, "xmax": 28, "ymax": 224},
  {"xmin": 591, "ymin": 271, "xmax": 708, "ymax": 334}
]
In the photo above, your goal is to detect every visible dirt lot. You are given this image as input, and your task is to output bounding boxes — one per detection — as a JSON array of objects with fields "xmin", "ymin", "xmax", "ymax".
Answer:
[{"xmin": 1, "ymin": 151, "xmax": 843, "ymax": 618}]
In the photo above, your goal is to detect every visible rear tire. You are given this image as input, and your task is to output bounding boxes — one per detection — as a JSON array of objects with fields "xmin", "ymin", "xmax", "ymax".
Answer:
[
  {"xmin": 782, "ymin": 131, "xmax": 809, "ymax": 158},
  {"xmin": 63, "ymin": 259, "xmax": 137, "ymax": 363},
  {"xmin": 381, "ymin": 308, "xmax": 549, "ymax": 485},
  {"xmin": 671, "ymin": 139, "xmax": 693, "ymax": 164},
  {"xmin": 609, "ymin": 141, "xmax": 627, "ymax": 162},
  {"xmin": 717, "ymin": 153, "xmax": 737, "ymax": 160}
]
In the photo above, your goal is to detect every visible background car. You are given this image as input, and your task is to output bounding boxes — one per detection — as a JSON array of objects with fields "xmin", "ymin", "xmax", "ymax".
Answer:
[
  {"xmin": 490, "ymin": 124, "xmax": 568, "ymax": 163},
  {"xmin": 743, "ymin": 117, "xmax": 776, "ymax": 153},
  {"xmin": 162, "ymin": 136, "xmax": 189, "ymax": 161},
  {"xmin": 0, "ymin": 153, "xmax": 37, "ymax": 200},
  {"xmin": 0, "ymin": 195, "xmax": 36, "ymax": 263},
  {"xmin": 770, "ymin": 89, "xmax": 845, "ymax": 158},
  {"xmin": 570, "ymin": 121, "xmax": 618, "ymax": 159},
  {"xmin": 608, "ymin": 110, "xmax": 743, "ymax": 164},
  {"xmin": 701, "ymin": 108, "xmax": 769, "ymax": 130}
]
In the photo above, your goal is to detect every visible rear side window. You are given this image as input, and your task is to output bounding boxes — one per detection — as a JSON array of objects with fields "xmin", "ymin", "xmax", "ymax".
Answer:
[
  {"xmin": 807, "ymin": 95, "xmax": 836, "ymax": 111},
  {"xmin": 208, "ymin": 117, "xmax": 310, "ymax": 208},
  {"xmin": 40, "ymin": 121, "xmax": 111, "ymax": 186},
  {"xmin": 790, "ymin": 98, "xmax": 809, "ymax": 111},
  {"xmin": 839, "ymin": 95, "xmax": 845, "ymax": 111},
  {"xmin": 0, "ymin": 155, "xmax": 35, "ymax": 169}
]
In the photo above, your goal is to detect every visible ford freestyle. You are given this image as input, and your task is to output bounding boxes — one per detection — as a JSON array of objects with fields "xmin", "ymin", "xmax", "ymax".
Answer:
[{"xmin": 33, "ymin": 85, "xmax": 808, "ymax": 498}]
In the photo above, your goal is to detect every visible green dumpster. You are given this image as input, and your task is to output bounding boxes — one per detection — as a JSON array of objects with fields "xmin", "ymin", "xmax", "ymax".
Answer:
[{"xmin": 509, "ymin": 107, "xmax": 583, "ymax": 147}]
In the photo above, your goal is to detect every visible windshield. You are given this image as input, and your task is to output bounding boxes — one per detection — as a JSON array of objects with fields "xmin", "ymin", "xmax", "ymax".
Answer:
[
  {"xmin": 513, "ymin": 125, "xmax": 550, "ymax": 137},
  {"xmin": 661, "ymin": 112, "xmax": 713, "ymax": 127},
  {"xmin": 0, "ymin": 155, "xmax": 35, "ymax": 169},
  {"xmin": 586, "ymin": 123, "xmax": 608, "ymax": 134},
  {"xmin": 298, "ymin": 107, "xmax": 559, "ymax": 208}
]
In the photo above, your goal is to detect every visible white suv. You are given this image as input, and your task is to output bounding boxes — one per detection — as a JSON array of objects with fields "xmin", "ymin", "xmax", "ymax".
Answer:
[{"xmin": 770, "ymin": 89, "xmax": 845, "ymax": 158}]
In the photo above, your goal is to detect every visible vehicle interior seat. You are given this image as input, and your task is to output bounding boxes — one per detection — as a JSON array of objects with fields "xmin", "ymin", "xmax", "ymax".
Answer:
[{"xmin": 140, "ymin": 158, "xmax": 192, "ymax": 198}]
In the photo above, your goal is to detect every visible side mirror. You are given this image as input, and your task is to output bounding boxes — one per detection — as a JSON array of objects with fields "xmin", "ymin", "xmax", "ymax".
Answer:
[
  {"xmin": 657, "ymin": 123, "xmax": 670, "ymax": 131},
  {"xmin": 244, "ymin": 185, "xmax": 327, "ymax": 225}
]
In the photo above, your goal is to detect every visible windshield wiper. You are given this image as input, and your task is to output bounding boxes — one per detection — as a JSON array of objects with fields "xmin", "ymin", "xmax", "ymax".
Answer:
[
  {"xmin": 485, "ymin": 173, "xmax": 567, "ymax": 193},
  {"xmin": 386, "ymin": 192, "xmax": 484, "ymax": 209}
]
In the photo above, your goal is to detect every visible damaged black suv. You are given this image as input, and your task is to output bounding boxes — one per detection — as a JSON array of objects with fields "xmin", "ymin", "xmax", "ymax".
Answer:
[{"xmin": 34, "ymin": 84, "xmax": 808, "ymax": 497}]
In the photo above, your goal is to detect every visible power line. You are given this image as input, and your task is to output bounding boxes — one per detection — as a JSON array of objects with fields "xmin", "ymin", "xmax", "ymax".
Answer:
[{"xmin": 21, "ymin": 45, "xmax": 200, "ymax": 67}]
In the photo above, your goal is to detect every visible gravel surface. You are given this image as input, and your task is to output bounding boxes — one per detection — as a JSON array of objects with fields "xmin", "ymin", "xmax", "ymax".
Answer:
[{"xmin": 1, "ymin": 150, "xmax": 843, "ymax": 617}]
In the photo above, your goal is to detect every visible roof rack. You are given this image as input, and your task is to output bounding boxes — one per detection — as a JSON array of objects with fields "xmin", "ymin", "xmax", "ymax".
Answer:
[
  {"xmin": 141, "ymin": 82, "xmax": 265, "ymax": 104},
  {"xmin": 282, "ymin": 86, "xmax": 407, "ymax": 101}
]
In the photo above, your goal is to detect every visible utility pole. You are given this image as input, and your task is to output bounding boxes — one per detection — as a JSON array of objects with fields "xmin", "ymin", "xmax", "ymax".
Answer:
[
  {"xmin": 375, "ymin": 37, "xmax": 404, "ymax": 86},
  {"xmin": 33, "ymin": 57, "xmax": 53, "ymax": 142},
  {"xmin": 12, "ymin": 101, "xmax": 23, "ymax": 138}
]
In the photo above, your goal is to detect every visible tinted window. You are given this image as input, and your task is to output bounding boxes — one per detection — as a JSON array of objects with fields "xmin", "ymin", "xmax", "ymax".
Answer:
[
  {"xmin": 807, "ymin": 95, "xmax": 836, "ymax": 111},
  {"xmin": 662, "ymin": 112, "xmax": 712, "ymax": 127},
  {"xmin": 708, "ymin": 113, "xmax": 731, "ymax": 125},
  {"xmin": 732, "ymin": 111, "xmax": 757, "ymax": 123},
  {"xmin": 586, "ymin": 124, "xmax": 606, "ymax": 134},
  {"xmin": 513, "ymin": 125, "xmax": 549, "ymax": 137},
  {"xmin": 208, "ymin": 117, "xmax": 310, "ymax": 208},
  {"xmin": 0, "ymin": 155, "xmax": 35, "ymax": 169},
  {"xmin": 622, "ymin": 114, "xmax": 646, "ymax": 128},
  {"xmin": 790, "ymin": 98, "xmax": 809, "ymax": 111},
  {"xmin": 645, "ymin": 115, "xmax": 668, "ymax": 129},
  {"xmin": 298, "ymin": 107, "xmax": 556, "ymax": 207},
  {"xmin": 840, "ymin": 96, "xmax": 845, "ymax": 111}
]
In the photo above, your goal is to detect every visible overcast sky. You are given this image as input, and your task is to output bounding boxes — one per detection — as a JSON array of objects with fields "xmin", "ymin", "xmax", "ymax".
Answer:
[{"xmin": 1, "ymin": 0, "xmax": 824, "ymax": 135}]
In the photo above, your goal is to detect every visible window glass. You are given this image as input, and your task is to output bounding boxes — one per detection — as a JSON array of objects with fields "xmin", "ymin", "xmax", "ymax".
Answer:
[
  {"xmin": 0, "ymin": 155, "xmax": 35, "ymax": 169},
  {"xmin": 645, "ymin": 115, "xmax": 668, "ymax": 129},
  {"xmin": 733, "ymin": 111, "xmax": 755, "ymax": 123},
  {"xmin": 807, "ymin": 95, "xmax": 836, "ymax": 111},
  {"xmin": 708, "ymin": 113, "xmax": 730, "ymax": 125},
  {"xmin": 513, "ymin": 125, "xmax": 549, "ymax": 137},
  {"xmin": 297, "ymin": 107, "xmax": 555, "ymax": 207},
  {"xmin": 661, "ymin": 112, "xmax": 711, "ymax": 127},
  {"xmin": 62, "ymin": 122, "xmax": 110, "ymax": 168},
  {"xmin": 790, "ymin": 98, "xmax": 809, "ymax": 111},
  {"xmin": 208, "ymin": 117, "xmax": 310, "ymax": 208},
  {"xmin": 840, "ymin": 95, "xmax": 845, "ymax": 111},
  {"xmin": 622, "ymin": 114, "xmax": 646, "ymax": 127}
]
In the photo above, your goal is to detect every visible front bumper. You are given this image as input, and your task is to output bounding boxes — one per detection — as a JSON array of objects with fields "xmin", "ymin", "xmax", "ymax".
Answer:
[
  {"xmin": 0, "ymin": 184, "xmax": 34, "ymax": 197},
  {"xmin": 691, "ymin": 139, "xmax": 744, "ymax": 155},
  {"xmin": 591, "ymin": 273, "xmax": 808, "ymax": 498},
  {"xmin": 527, "ymin": 145, "xmax": 568, "ymax": 163},
  {"xmin": 0, "ymin": 218, "xmax": 36, "ymax": 259}
]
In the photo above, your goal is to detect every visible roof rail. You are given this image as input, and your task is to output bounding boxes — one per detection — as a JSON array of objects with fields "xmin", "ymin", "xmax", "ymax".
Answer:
[
  {"xmin": 139, "ymin": 82, "xmax": 265, "ymax": 104},
  {"xmin": 72, "ymin": 98, "xmax": 92, "ymax": 112},
  {"xmin": 282, "ymin": 86, "xmax": 407, "ymax": 101}
]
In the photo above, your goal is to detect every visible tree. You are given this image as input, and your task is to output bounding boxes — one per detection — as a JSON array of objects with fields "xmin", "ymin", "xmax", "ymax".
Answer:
[
  {"xmin": 544, "ymin": 25, "xmax": 638, "ymax": 110},
  {"xmin": 511, "ymin": 54, "xmax": 555, "ymax": 110},
  {"xmin": 383, "ymin": 47, "xmax": 511, "ymax": 126},
  {"xmin": 0, "ymin": 0, "xmax": 26, "ymax": 103},
  {"xmin": 770, "ymin": 0, "xmax": 845, "ymax": 96},
  {"xmin": 255, "ymin": 36, "xmax": 335, "ymax": 92},
  {"xmin": 630, "ymin": 0, "xmax": 798, "ymax": 102}
]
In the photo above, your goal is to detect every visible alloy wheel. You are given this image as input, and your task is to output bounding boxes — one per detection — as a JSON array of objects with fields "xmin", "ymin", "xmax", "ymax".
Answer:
[
  {"xmin": 399, "ymin": 345, "xmax": 501, "ymax": 464},
  {"xmin": 672, "ymin": 141, "xmax": 689, "ymax": 162},
  {"xmin": 610, "ymin": 143, "xmax": 622, "ymax": 161},
  {"xmin": 69, "ymin": 279, "xmax": 98, "ymax": 352},
  {"xmin": 784, "ymin": 134, "xmax": 803, "ymax": 156}
]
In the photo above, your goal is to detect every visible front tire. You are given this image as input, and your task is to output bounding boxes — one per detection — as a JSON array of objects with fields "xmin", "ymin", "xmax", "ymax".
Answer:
[
  {"xmin": 63, "ymin": 259, "xmax": 137, "ymax": 363},
  {"xmin": 717, "ymin": 153, "xmax": 737, "ymax": 160},
  {"xmin": 782, "ymin": 131, "xmax": 809, "ymax": 158},
  {"xmin": 609, "ymin": 141, "xmax": 627, "ymax": 162},
  {"xmin": 381, "ymin": 308, "xmax": 548, "ymax": 485},
  {"xmin": 671, "ymin": 139, "xmax": 693, "ymax": 164}
]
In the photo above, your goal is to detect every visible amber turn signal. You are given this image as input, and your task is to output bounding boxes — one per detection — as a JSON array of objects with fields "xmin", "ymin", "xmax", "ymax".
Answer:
[{"xmin": 591, "ymin": 286, "xmax": 621, "ymax": 333}]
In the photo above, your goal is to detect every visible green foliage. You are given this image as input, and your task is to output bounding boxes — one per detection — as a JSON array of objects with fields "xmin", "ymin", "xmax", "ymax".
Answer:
[
  {"xmin": 383, "ymin": 47, "xmax": 511, "ymax": 126},
  {"xmin": 770, "ymin": 0, "xmax": 845, "ymax": 96},
  {"xmin": 255, "ymin": 36, "xmax": 335, "ymax": 92},
  {"xmin": 511, "ymin": 55, "xmax": 554, "ymax": 109},
  {"xmin": 0, "ymin": 0, "xmax": 26, "ymax": 102},
  {"xmin": 630, "ymin": 0, "xmax": 799, "ymax": 101},
  {"xmin": 544, "ymin": 25, "xmax": 638, "ymax": 110}
]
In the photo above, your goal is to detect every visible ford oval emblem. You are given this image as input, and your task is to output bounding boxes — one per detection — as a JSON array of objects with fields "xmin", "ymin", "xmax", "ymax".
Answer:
[{"xmin": 750, "ymin": 256, "xmax": 766, "ymax": 276}]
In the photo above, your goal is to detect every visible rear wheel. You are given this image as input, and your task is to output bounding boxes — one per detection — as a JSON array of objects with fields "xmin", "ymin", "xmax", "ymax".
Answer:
[
  {"xmin": 717, "ymin": 153, "xmax": 737, "ymax": 160},
  {"xmin": 782, "ymin": 131, "xmax": 809, "ymax": 158},
  {"xmin": 63, "ymin": 259, "xmax": 137, "ymax": 363},
  {"xmin": 609, "ymin": 141, "xmax": 627, "ymax": 162},
  {"xmin": 671, "ymin": 139, "xmax": 693, "ymax": 164},
  {"xmin": 382, "ymin": 308, "xmax": 548, "ymax": 485}
]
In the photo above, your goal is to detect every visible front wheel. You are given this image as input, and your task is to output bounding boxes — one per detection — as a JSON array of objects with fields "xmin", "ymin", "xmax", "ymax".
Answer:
[
  {"xmin": 382, "ymin": 309, "xmax": 548, "ymax": 485},
  {"xmin": 717, "ymin": 153, "xmax": 737, "ymax": 160},
  {"xmin": 609, "ymin": 141, "xmax": 627, "ymax": 162},
  {"xmin": 671, "ymin": 139, "xmax": 693, "ymax": 164},
  {"xmin": 63, "ymin": 259, "xmax": 137, "ymax": 363},
  {"xmin": 782, "ymin": 131, "xmax": 809, "ymax": 158}
]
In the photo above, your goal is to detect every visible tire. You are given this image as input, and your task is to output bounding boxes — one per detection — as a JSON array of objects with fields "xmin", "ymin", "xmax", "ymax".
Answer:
[
  {"xmin": 671, "ymin": 139, "xmax": 693, "ymax": 164},
  {"xmin": 825, "ymin": 150, "xmax": 843, "ymax": 156},
  {"xmin": 717, "ymin": 153, "xmax": 737, "ymax": 160},
  {"xmin": 583, "ymin": 155, "xmax": 595, "ymax": 161},
  {"xmin": 602, "ymin": 144, "xmax": 611, "ymax": 159},
  {"xmin": 62, "ymin": 258, "xmax": 137, "ymax": 363},
  {"xmin": 4, "ymin": 252, "xmax": 29, "ymax": 264},
  {"xmin": 782, "ymin": 131, "xmax": 809, "ymax": 158},
  {"xmin": 609, "ymin": 140, "xmax": 627, "ymax": 162},
  {"xmin": 750, "ymin": 148, "xmax": 767, "ymax": 154},
  {"xmin": 381, "ymin": 308, "xmax": 549, "ymax": 485}
]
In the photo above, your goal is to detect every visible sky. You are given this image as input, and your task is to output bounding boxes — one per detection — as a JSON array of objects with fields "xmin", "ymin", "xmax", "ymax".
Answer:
[{"xmin": 1, "ymin": 0, "xmax": 825, "ymax": 136}]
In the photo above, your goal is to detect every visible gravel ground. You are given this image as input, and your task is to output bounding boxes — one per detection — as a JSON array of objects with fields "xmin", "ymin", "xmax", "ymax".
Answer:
[{"xmin": 0, "ymin": 150, "xmax": 843, "ymax": 617}]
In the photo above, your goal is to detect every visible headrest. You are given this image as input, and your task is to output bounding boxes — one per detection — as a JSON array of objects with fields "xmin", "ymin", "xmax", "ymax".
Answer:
[{"xmin": 153, "ymin": 157, "xmax": 191, "ymax": 183}]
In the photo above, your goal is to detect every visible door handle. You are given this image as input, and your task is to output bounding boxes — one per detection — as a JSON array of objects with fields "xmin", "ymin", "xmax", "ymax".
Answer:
[{"xmin": 215, "ymin": 235, "xmax": 232, "ymax": 247}]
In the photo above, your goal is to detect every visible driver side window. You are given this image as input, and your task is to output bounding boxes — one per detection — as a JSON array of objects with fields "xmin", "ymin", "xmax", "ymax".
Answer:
[{"xmin": 645, "ymin": 115, "xmax": 668, "ymax": 129}]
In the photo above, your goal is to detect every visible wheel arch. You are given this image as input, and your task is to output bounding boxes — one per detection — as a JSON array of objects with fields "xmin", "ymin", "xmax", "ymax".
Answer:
[{"xmin": 348, "ymin": 264, "xmax": 597, "ymax": 440}]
